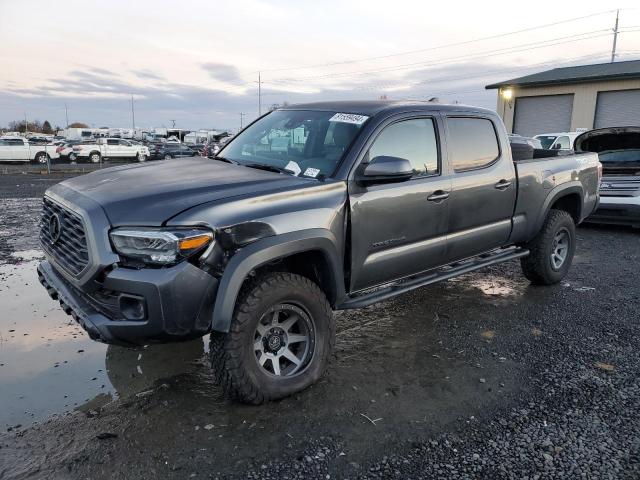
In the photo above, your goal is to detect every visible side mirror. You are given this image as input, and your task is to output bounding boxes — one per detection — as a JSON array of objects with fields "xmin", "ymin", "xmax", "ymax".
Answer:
[
  {"xmin": 552, "ymin": 143, "xmax": 562, "ymax": 150},
  {"xmin": 357, "ymin": 156, "xmax": 414, "ymax": 185}
]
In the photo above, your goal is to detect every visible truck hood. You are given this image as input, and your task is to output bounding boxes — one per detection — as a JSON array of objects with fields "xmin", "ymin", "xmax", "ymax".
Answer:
[
  {"xmin": 55, "ymin": 157, "xmax": 316, "ymax": 225},
  {"xmin": 575, "ymin": 126, "xmax": 640, "ymax": 177}
]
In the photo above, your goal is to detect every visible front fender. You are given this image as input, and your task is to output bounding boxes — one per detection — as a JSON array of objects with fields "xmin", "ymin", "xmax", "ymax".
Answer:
[{"xmin": 211, "ymin": 229, "xmax": 344, "ymax": 332}]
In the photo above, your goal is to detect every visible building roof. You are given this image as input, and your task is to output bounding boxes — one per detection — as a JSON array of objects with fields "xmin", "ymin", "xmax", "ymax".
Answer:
[{"xmin": 485, "ymin": 59, "xmax": 640, "ymax": 90}]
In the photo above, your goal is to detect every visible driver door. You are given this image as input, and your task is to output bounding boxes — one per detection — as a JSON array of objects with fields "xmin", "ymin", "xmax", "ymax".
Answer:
[{"xmin": 349, "ymin": 115, "xmax": 451, "ymax": 292}]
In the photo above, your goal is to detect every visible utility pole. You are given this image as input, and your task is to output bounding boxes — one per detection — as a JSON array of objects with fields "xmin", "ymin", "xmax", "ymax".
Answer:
[
  {"xmin": 611, "ymin": 9, "xmax": 620, "ymax": 63},
  {"xmin": 130, "ymin": 94, "xmax": 136, "ymax": 131},
  {"xmin": 239, "ymin": 112, "xmax": 246, "ymax": 130},
  {"xmin": 258, "ymin": 72, "xmax": 262, "ymax": 116},
  {"xmin": 24, "ymin": 112, "xmax": 28, "ymax": 136},
  {"xmin": 64, "ymin": 103, "xmax": 69, "ymax": 128},
  {"xmin": 170, "ymin": 119, "xmax": 176, "ymax": 128}
]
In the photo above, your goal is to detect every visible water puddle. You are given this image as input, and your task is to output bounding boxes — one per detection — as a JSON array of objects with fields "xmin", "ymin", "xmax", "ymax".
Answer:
[{"xmin": 0, "ymin": 260, "xmax": 207, "ymax": 430}]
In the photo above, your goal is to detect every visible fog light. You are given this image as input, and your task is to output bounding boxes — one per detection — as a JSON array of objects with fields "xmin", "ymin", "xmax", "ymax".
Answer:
[{"xmin": 119, "ymin": 294, "xmax": 146, "ymax": 321}]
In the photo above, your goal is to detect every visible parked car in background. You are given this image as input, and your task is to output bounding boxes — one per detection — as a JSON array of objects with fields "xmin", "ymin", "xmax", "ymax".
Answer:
[
  {"xmin": 187, "ymin": 143, "xmax": 206, "ymax": 156},
  {"xmin": 576, "ymin": 126, "xmax": 640, "ymax": 227},
  {"xmin": 149, "ymin": 143, "xmax": 197, "ymax": 160},
  {"xmin": 72, "ymin": 138, "xmax": 149, "ymax": 163},
  {"xmin": 37, "ymin": 100, "xmax": 601, "ymax": 403},
  {"xmin": 57, "ymin": 140, "xmax": 96, "ymax": 162},
  {"xmin": 203, "ymin": 142, "xmax": 221, "ymax": 158},
  {"xmin": 508, "ymin": 134, "xmax": 543, "ymax": 149},
  {"xmin": 0, "ymin": 136, "xmax": 60, "ymax": 163},
  {"xmin": 534, "ymin": 132, "xmax": 580, "ymax": 151}
]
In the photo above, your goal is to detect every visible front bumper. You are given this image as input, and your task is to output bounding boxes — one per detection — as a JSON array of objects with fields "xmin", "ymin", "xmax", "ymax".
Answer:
[
  {"xmin": 37, "ymin": 259, "xmax": 219, "ymax": 346},
  {"xmin": 585, "ymin": 195, "xmax": 640, "ymax": 226}
]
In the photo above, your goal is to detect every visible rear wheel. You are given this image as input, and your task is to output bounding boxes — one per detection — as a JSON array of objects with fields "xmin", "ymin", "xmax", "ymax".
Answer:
[
  {"xmin": 164, "ymin": 154, "xmax": 172, "ymax": 160},
  {"xmin": 69, "ymin": 153, "xmax": 77, "ymax": 162},
  {"xmin": 137, "ymin": 152, "xmax": 146, "ymax": 162},
  {"xmin": 210, "ymin": 272, "xmax": 334, "ymax": 404},
  {"xmin": 521, "ymin": 209, "xmax": 576, "ymax": 285}
]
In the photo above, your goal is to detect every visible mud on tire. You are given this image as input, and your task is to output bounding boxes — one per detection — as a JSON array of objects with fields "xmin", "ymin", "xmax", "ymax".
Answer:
[
  {"xmin": 210, "ymin": 272, "xmax": 335, "ymax": 404},
  {"xmin": 521, "ymin": 209, "xmax": 576, "ymax": 285}
]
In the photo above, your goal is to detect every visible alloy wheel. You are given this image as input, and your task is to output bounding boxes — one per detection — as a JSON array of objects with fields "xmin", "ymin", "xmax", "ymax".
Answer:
[{"xmin": 253, "ymin": 304, "xmax": 315, "ymax": 377}]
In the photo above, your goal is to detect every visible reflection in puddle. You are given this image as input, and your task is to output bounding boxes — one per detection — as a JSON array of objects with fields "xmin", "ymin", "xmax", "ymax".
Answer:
[
  {"xmin": 0, "ymin": 261, "xmax": 208, "ymax": 429},
  {"xmin": 448, "ymin": 274, "xmax": 522, "ymax": 297}
]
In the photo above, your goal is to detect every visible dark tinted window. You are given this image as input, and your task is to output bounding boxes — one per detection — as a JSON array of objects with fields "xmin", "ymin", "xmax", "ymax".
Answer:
[
  {"xmin": 368, "ymin": 118, "xmax": 439, "ymax": 176},
  {"xmin": 166, "ymin": 144, "xmax": 179, "ymax": 150},
  {"xmin": 448, "ymin": 117, "xmax": 500, "ymax": 171},
  {"xmin": 8, "ymin": 139, "xmax": 25, "ymax": 145},
  {"xmin": 107, "ymin": 139, "xmax": 118, "ymax": 145}
]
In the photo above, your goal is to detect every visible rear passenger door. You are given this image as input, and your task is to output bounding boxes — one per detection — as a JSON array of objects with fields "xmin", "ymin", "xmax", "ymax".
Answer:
[
  {"xmin": 444, "ymin": 116, "xmax": 516, "ymax": 261},
  {"xmin": 106, "ymin": 139, "xmax": 120, "ymax": 157}
]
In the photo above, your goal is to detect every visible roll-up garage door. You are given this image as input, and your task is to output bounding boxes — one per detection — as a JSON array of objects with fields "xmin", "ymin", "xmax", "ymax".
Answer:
[
  {"xmin": 513, "ymin": 94, "xmax": 574, "ymax": 137},
  {"xmin": 594, "ymin": 89, "xmax": 640, "ymax": 128}
]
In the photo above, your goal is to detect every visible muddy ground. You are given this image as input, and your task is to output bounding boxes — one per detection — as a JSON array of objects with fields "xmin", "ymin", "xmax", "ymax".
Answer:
[{"xmin": 0, "ymin": 173, "xmax": 639, "ymax": 479}]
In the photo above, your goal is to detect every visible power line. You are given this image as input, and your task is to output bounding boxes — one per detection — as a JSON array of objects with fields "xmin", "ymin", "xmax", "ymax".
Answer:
[
  {"xmin": 254, "ymin": 9, "xmax": 619, "ymax": 74},
  {"xmin": 265, "ymin": 29, "xmax": 615, "ymax": 84}
]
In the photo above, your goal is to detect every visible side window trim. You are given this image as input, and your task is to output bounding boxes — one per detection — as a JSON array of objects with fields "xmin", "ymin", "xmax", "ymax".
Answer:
[
  {"xmin": 446, "ymin": 115, "xmax": 502, "ymax": 173},
  {"xmin": 366, "ymin": 115, "xmax": 442, "ymax": 180}
]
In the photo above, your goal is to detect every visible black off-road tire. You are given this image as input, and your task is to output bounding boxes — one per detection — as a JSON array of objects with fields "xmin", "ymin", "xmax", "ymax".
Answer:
[
  {"xmin": 521, "ymin": 209, "xmax": 576, "ymax": 285},
  {"xmin": 210, "ymin": 272, "xmax": 335, "ymax": 404}
]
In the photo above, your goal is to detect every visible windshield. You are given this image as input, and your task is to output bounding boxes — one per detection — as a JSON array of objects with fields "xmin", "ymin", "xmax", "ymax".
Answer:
[
  {"xmin": 218, "ymin": 110, "xmax": 368, "ymax": 179},
  {"xmin": 536, "ymin": 135, "xmax": 557, "ymax": 149}
]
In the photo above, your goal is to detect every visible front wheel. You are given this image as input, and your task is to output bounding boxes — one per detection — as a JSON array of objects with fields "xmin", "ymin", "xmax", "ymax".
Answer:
[
  {"xmin": 137, "ymin": 152, "xmax": 146, "ymax": 162},
  {"xmin": 164, "ymin": 154, "xmax": 172, "ymax": 160},
  {"xmin": 521, "ymin": 209, "xmax": 576, "ymax": 285},
  {"xmin": 89, "ymin": 151, "xmax": 101, "ymax": 164},
  {"xmin": 34, "ymin": 152, "xmax": 49, "ymax": 164},
  {"xmin": 210, "ymin": 272, "xmax": 335, "ymax": 404}
]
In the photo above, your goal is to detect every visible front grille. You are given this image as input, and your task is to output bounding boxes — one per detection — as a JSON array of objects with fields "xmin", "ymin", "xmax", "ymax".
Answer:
[
  {"xmin": 600, "ymin": 178, "xmax": 640, "ymax": 197},
  {"xmin": 40, "ymin": 197, "xmax": 90, "ymax": 276}
]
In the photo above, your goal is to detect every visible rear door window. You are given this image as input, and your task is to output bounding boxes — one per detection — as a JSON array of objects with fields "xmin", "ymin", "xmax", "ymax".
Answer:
[{"xmin": 447, "ymin": 117, "xmax": 500, "ymax": 171}]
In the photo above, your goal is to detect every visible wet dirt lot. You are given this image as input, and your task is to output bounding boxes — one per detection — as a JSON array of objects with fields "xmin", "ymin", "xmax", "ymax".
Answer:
[{"xmin": 1, "ymin": 173, "xmax": 639, "ymax": 479}]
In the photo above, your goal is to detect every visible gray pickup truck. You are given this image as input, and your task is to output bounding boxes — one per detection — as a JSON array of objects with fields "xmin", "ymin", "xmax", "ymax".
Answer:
[{"xmin": 37, "ymin": 101, "xmax": 601, "ymax": 403}]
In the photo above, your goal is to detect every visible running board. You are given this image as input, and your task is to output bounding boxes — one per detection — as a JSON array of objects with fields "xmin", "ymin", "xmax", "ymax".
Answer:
[{"xmin": 339, "ymin": 247, "xmax": 529, "ymax": 310}]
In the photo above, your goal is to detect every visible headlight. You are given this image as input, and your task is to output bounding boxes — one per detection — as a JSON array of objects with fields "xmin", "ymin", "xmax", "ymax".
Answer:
[{"xmin": 110, "ymin": 228, "xmax": 213, "ymax": 265}]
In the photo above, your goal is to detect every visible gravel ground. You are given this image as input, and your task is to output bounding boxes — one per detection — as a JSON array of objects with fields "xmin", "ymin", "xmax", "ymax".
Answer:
[{"xmin": 0, "ymin": 172, "xmax": 639, "ymax": 479}]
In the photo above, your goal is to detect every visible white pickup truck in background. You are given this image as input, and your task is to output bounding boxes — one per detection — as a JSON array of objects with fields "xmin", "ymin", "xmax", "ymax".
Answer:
[
  {"xmin": 0, "ymin": 136, "xmax": 61, "ymax": 163},
  {"xmin": 72, "ymin": 138, "xmax": 150, "ymax": 163}
]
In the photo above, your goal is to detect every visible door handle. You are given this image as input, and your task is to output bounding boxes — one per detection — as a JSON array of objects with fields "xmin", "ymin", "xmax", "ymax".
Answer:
[
  {"xmin": 427, "ymin": 190, "xmax": 450, "ymax": 202},
  {"xmin": 494, "ymin": 179, "xmax": 512, "ymax": 190}
]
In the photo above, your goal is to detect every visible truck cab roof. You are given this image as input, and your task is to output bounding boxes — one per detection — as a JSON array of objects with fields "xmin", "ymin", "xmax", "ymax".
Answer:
[{"xmin": 281, "ymin": 100, "xmax": 497, "ymax": 118}]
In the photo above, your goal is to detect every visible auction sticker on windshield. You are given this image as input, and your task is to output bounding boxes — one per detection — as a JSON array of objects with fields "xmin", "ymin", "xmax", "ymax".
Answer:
[{"xmin": 329, "ymin": 113, "xmax": 369, "ymax": 125}]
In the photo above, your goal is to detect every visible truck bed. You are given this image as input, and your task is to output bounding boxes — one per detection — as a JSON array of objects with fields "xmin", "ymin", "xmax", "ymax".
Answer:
[{"xmin": 509, "ymin": 152, "xmax": 601, "ymax": 243}]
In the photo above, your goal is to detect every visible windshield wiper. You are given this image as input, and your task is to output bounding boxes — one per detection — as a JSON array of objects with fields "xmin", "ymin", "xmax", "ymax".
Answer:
[
  {"xmin": 243, "ymin": 163, "xmax": 292, "ymax": 175},
  {"xmin": 211, "ymin": 156, "xmax": 238, "ymax": 164}
]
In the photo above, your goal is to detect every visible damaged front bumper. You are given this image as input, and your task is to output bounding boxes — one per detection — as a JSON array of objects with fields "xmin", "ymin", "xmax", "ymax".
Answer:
[{"xmin": 37, "ymin": 259, "xmax": 219, "ymax": 346}]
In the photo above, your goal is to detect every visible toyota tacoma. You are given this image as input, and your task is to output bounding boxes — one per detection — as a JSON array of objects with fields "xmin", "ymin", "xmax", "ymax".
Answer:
[{"xmin": 37, "ymin": 101, "xmax": 601, "ymax": 403}]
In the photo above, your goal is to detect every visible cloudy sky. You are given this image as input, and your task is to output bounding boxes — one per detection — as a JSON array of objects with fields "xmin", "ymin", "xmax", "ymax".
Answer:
[{"xmin": 1, "ymin": 0, "xmax": 639, "ymax": 131}]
